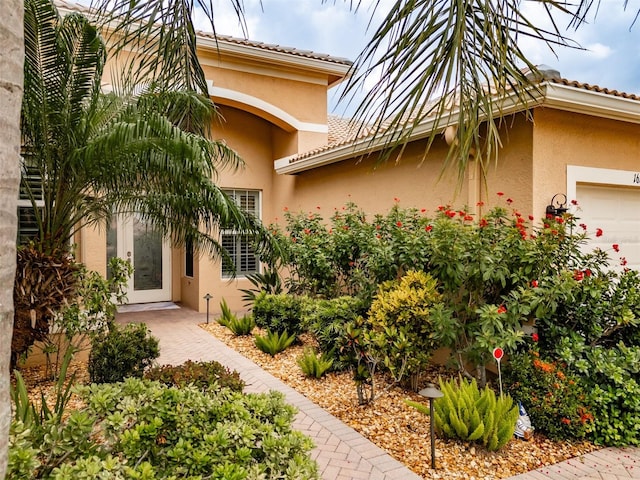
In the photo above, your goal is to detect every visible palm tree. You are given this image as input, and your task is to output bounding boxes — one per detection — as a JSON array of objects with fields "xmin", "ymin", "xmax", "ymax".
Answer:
[
  {"xmin": 0, "ymin": 0, "xmax": 23, "ymax": 477},
  {"xmin": 22, "ymin": 0, "xmax": 266, "ymax": 258},
  {"xmin": 12, "ymin": 0, "xmax": 277, "ymax": 365}
]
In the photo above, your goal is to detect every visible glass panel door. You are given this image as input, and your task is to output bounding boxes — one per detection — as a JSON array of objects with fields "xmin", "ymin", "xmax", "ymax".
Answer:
[{"xmin": 108, "ymin": 214, "xmax": 171, "ymax": 304}]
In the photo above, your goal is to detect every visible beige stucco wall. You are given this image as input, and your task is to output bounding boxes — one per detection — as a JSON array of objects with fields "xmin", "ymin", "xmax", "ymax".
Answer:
[
  {"xmin": 531, "ymin": 108, "xmax": 640, "ymax": 216},
  {"xmin": 182, "ymin": 106, "xmax": 281, "ymax": 314}
]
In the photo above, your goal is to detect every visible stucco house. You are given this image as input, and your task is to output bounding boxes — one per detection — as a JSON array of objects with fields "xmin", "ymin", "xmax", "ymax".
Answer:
[{"xmin": 39, "ymin": 2, "xmax": 640, "ymax": 315}]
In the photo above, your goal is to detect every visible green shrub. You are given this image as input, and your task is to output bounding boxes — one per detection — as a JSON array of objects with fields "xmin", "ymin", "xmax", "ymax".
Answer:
[
  {"xmin": 255, "ymin": 330, "xmax": 296, "ymax": 356},
  {"xmin": 555, "ymin": 337, "xmax": 640, "ymax": 446},
  {"xmin": 252, "ymin": 292, "xmax": 306, "ymax": 336},
  {"xmin": 228, "ymin": 315, "xmax": 256, "ymax": 336},
  {"xmin": 144, "ymin": 360, "xmax": 245, "ymax": 392},
  {"xmin": 88, "ymin": 323, "xmax": 159, "ymax": 384},
  {"xmin": 297, "ymin": 348, "xmax": 333, "ymax": 378},
  {"xmin": 304, "ymin": 296, "xmax": 367, "ymax": 370},
  {"xmin": 432, "ymin": 377, "xmax": 518, "ymax": 451},
  {"xmin": 504, "ymin": 350, "xmax": 592, "ymax": 441},
  {"xmin": 10, "ymin": 378, "xmax": 318, "ymax": 479},
  {"xmin": 366, "ymin": 270, "xmax": 447, "ymax": 389}
]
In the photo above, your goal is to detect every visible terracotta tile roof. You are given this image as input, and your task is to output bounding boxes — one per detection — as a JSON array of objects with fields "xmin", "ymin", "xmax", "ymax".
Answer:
[
  {"xmin": 285, "ymin": 77, "xmax": 640, "ymax": 165},
  {"xmin": 54, "ymin": 1, "xmax": 352, "ymax": 66},
  {"xmin": 549, "ymin": 78, "xmax": 640, "ymax": 101},
  {"xmin": 197, "ymin": 31, "xmax": 352, "ymax": 66}
]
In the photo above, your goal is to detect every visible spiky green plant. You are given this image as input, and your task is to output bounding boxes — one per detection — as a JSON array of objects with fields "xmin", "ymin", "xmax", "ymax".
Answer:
[
  {"xmin": 227, "ymin": 315, "xmax": 256, "ymax": 336},
  {"xmin": 254, "ymin": 330, "xmax": 295, "ymax": 357},
  {"xmin": 297, "ymin": 348, "xmax": 333, "ymax": 379},
  {"xmin": 218, "ymin": 298, "xmax": 235, "ymax": 327},
  {"xmin": 431, "ymin": 377, "xmax": 518, "ymax": 451}
]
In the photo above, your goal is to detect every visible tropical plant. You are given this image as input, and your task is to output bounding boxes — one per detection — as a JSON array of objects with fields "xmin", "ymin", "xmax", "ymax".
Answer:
[
  {"xmin": 239, "ymin": 268, "xmax": 284, "ymax": 307},
  {"xmin": 11, "ymin": 246, "xmax": 79, "ymax": 368},
  {"xmin": 252, "ymin": 293, "xmax": 306, "ymax": 336},
  {"xmin": 227, "ymin": 315, "xmax": 256, "ymax": 336},
  {"xmin": 304, "ymin": 296, "xmax": 367, "ymax": 370},
  {"xmin": 297, "ymin": 348, "xmax": 334, "ymax": 378},
  {"xmin": 218, "ymin": 298, "xmax": 235, "ymax": 327},
  {"xmin": 21, "ymin": 0, "xmax": 272, "ymax": 261},
  {"xmin": 432, "ymin": 377, "xmax": 519, "ymax": 451},
  {"xmin": 367, "ymin": 270, "xmax": 447, "ymax": 390},
  {"xmin": 254, "ymin": 330, "xmax": 296, "ymax": 356},
  {"xmin": 145, "ymin": 360, "xmax": 245, "ymax": 392},
  {"xmin": 88, "ymin": 323, "xmax": 159, "ymax": 383}
]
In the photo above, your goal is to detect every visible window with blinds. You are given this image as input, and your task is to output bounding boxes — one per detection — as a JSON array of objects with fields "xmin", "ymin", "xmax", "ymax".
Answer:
[{"xmin": 221, "ymin": 189, "xmax": 260, "ymax": 277}]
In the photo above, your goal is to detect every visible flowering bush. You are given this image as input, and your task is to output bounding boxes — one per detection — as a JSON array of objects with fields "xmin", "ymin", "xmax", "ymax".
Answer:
[{"xmin": 504, "ymin": 348, "xmax": 592, "ymax": 441}]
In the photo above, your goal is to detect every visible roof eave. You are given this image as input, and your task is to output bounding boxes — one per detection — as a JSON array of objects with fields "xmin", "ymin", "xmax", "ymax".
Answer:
[
  {"xmin": 276, "ymin": 82, "xmax": 640, "ymax": 175},
  {"xmin": 197, "ymin": 35, "xmax": 352, "ymax": 81}
]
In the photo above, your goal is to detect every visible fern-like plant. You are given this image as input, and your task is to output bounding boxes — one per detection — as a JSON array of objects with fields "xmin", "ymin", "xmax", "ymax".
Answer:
[
  {"xmin": 227, "ymin": 315, "xmax": 256, "ymax": 336},
  {"xmin": 297, "ymin": 348, "xmax": 333, "ymax": 378},
  {"xmin": 427, "ymin": 377, "xmax": 518, "ymax": 451},
  {"xmin": 254, "ymin": 330, "xmax": 296, "ymax": 356}
]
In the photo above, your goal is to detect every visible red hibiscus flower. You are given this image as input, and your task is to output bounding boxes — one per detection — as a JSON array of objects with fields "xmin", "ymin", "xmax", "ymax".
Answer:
[
  {"xmin": 574, "ymin": 270, "xmax": 584, "ymax": 281},
  {"xmin": 425, "ymin": 225, "xmax": 433, "ymax": 232},
  {"xmin": 528, "ymin": 215, "xmax": 534, "ymax": 221},
  {"xmin": 596, "ymin": 228, "xmax": 603, "ymax": 237},
  {"xmin": 497, "ymin": 305, "xmax": 507, "ymax": 314},
  {"xmin": 532, "ymin": 333, "xmax": 539, "ymax": 342},
  {"xmin": 396, "ymin": 221, "xmax": 403, "ymax": 227},
  {"xmin": 497, "ymin": 192, "xmax": 504, "ymax": 197},
  {"xmin": 613, "ymin": 244, "xmax": 620, "ymax": 252},
  {"xmin": 531, "ymin": 280, "xmax": 539, "ymax": 288}
]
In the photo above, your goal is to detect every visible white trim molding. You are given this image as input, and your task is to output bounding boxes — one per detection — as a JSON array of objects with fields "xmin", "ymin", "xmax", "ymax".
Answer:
[
  {"xmin": 567, "ymin": 165, "xmax": 640, "ymax": 204},
  {"xmin": 208, "ymin": 82, "xmax": 328, "ymax": 134}
]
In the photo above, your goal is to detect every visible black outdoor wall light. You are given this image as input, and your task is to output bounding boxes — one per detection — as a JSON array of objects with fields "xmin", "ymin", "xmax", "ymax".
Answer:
[{"xmin": 545, "ymin": 193, "xmax": 568, "ymax": 217}]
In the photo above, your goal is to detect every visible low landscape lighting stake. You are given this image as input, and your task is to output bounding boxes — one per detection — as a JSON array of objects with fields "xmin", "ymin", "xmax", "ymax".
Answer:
[
  {"xmin": 419, "ymin": 383, "xmax": 444, "ymax": 469},
  {"xmin": 204, "ymin": 293, "xmax": 213, "ymax": 324}
]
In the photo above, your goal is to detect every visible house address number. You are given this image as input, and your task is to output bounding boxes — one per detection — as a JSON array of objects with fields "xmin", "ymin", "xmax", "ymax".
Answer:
[{"xmin": 634, "ymin": 173, "xmax": 640, "ymax": 184}]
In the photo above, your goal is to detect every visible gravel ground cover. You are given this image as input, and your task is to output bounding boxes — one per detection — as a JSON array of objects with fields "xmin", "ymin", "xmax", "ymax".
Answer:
[{"xmin": 200, "ymin": 322, "xmax": 599, "ymax": 480}]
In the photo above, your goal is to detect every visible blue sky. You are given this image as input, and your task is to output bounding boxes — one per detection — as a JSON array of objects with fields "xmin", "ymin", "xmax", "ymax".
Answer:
[{"xmin": 196, "ymin": 0, "xmax": 640, "ymax": 115}]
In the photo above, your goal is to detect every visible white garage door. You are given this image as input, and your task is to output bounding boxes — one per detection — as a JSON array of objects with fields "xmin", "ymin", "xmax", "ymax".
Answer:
[{"xmin": 576, "ymin": 184, "xmax": 640, "ymax": 272}]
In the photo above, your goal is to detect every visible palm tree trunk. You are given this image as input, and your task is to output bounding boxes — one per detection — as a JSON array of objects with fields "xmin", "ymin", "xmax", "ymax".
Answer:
[{"xmin": 0, "ymin": 0, "xmax": 24, "ymax": 477}]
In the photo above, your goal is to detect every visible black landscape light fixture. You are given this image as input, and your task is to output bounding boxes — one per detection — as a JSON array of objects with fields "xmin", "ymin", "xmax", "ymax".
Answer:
[
  {"xmin": 204, "ymin": 293, "xmax": 213, "ymax": 324},
  {"xmin": 419, "ymin": 383, "xmax": 444, "ymax": 469},
  {"xmin": 545, "ymin": 193, "xmax": 568, "ymax": 218}
]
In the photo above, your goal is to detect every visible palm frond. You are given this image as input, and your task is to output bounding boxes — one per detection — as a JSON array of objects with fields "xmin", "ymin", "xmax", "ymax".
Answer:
[
  {"xmin": 343, "ymin": 0, "xmax": 582, "ymax": 185},
  {"xmin": 89, "ymin": 0, "xmax": 249, "ymax": 96}
]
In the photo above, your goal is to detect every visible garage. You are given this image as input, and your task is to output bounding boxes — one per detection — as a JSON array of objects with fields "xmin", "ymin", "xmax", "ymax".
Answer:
[{"xmin": 575, "ymin": 184, "xmax": 640, "ymax": 272}]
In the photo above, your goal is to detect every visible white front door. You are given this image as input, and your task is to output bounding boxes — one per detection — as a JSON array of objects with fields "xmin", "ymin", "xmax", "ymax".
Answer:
[{"xmin": 107, "ymin": 214, "xmax": 172, "ymax": 304}]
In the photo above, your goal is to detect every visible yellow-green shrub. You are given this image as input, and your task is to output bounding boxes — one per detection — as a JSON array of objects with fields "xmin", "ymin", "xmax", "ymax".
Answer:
[
  {"xmin": 367, "ymin": 270, "xmax": 448, "ymax": 388},
  {"xmin": 433, "ymin": 377, "xmax": 518, "ymax": 451}
]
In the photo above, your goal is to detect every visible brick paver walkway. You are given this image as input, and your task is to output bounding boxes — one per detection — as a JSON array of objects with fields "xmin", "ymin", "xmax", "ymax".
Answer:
[{"xmin": 117, "ymin": 306, "xmax": 640, "ymax": 480}]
